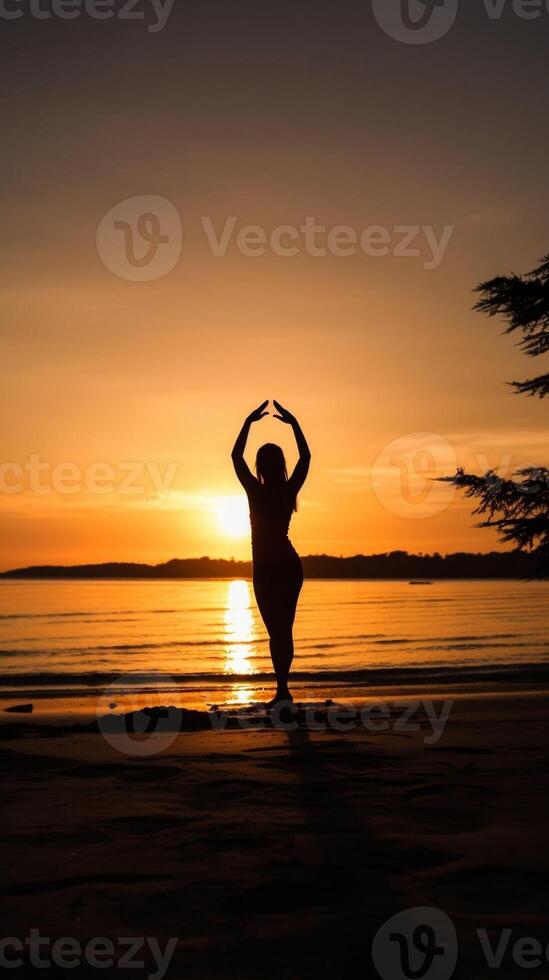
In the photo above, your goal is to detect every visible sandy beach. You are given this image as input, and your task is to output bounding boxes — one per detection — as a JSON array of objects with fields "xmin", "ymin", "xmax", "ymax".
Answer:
[{"xmin": 2, "ymin": 689, "xmax": 548, "ymax": 979}]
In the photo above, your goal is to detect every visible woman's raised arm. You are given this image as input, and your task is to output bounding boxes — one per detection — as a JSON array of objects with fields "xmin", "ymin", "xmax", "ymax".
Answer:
[
  {"xmin": 231, "ymin": 401, "xmax": 268, "ymax": 491},
  {"xmin": 273, "ymin": 400, "xmax": 311, "ymax": 493}
]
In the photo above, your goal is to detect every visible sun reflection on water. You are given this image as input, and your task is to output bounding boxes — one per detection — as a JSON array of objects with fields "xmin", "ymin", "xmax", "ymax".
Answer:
[{"xmin": 223, "ymin": 580, "xmax": 257, "ymax": 703}]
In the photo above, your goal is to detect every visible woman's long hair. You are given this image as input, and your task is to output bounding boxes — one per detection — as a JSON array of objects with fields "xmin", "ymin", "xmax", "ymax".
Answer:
[{"xmin": 255, "ymin": 443, "xmax": 297, "ymax": 512}]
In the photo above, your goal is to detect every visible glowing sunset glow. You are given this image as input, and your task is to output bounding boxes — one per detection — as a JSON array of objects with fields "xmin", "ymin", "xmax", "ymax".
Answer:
[
  {"xmin": 214, "ymin": 496, "xmax": 250, "ymax": 540},
  {"xmin": 1, "ymin": 6, "xmax": 548, "ymax": 573}
]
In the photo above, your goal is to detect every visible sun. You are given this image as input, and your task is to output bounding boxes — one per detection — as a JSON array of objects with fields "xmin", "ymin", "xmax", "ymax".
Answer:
[{"xmin": 214, "ymin": 496, "xmax": 250, "ymax": 539}]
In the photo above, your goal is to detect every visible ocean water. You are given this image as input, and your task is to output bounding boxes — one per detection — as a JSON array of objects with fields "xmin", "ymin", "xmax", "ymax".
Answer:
[{"xmin": 0, "ymin": 578, "xmax": 547, "ymax": 715}]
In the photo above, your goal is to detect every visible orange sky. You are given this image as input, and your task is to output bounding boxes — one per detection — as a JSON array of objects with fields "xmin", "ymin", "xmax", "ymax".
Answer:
[{"xmin": 1, "ymin": 3, "xmax": 548, "ymax": 570}]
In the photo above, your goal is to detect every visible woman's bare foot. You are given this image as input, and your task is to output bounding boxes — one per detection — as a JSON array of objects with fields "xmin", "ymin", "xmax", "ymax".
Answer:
[{"xmin": 265, "ymin": 690, "xmax": 293, "ymax": 709}]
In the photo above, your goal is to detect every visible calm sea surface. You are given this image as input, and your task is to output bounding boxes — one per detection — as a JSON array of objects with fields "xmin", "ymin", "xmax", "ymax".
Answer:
[{"xmin": 0, "ymin": 578, "xmax": 547, "ymax": 714}]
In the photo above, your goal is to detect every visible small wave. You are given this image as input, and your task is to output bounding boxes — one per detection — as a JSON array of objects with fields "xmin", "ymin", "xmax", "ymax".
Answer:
[
  {"xmin": 0, "ymin": 630, "xmax": 538, "ymax": 658},
  {"xmin": 2, "ymin": 661, "xmax": 549, "ymax": 690},
  {"xmin": 413, "ymin": 640, "xmax": 544, "ymax": 652},
  {"xmin": 0, "ymin": 606, "xmax": 241, "ymax": 621},
  {"xmin": 0, "ymin": 610, "xmax": 140, "ymax": 621}
]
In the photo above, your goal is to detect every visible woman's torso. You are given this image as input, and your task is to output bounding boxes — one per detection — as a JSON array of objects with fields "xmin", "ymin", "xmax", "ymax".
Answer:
[{"xmin": 247, "ymin": 482, "xmax": 297, "ymax": 566}]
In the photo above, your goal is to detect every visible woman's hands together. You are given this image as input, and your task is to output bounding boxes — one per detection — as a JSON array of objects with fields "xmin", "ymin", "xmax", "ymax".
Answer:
[{"xmin": 246, "ymin": 400, "xmax": 296, "ymax": 425}]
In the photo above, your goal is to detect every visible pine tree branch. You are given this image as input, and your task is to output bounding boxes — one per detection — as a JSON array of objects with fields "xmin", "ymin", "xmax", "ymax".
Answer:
[
  {"xmin": 442, "ymin": 468, "xmax": 549, "ymax": 577},
  {"xmin": 449, "ymin": 252, "xmax": 549, "ymax": 577},
  {"xmin": 510, "ymin": 373, "xmax": 549, "ymax": 398},
  {"xmin": 473, "ymin": 253, "xmax": 549, "ymax": 363}
]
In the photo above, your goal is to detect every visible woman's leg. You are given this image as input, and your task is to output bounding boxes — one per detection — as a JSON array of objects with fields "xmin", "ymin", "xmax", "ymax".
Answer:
[{"xmin": 253, "ymin": 558, "xmax": 303, "ymax": 700}]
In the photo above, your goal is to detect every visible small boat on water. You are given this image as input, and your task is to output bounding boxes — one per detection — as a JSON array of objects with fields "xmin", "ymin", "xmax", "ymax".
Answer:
[{"xmin": 409, "ymin": 580, "xmax": 433, "ymax": 585}]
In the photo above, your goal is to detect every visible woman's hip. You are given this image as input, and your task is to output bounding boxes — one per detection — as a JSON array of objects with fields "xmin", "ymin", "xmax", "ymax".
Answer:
[{"xmin": 253, "ymin": 553, "xmax": 303, "ymax": 594}]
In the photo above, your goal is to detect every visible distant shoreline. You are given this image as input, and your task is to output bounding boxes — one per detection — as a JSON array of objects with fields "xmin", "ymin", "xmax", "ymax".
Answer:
[{"xmin": 0, "ymin": 551, "xmax": 542, "ymax": 580}]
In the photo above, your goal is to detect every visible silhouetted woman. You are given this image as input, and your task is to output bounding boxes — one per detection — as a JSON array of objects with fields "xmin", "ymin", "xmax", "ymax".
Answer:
[{"xmin": 231, "ymin": 400, "xmax": 311, "ymax": 705}]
